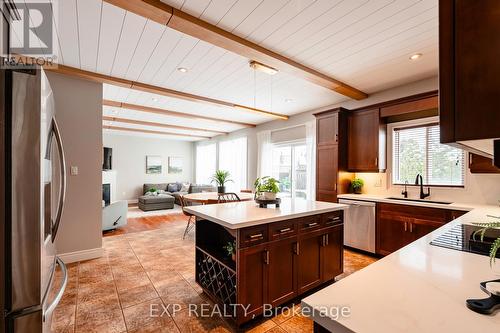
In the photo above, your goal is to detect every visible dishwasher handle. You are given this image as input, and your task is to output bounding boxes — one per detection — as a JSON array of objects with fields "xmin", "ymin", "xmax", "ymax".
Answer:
[{"xmin": 339, "ymin": 199, "xmax": 376, "ymax": 207}]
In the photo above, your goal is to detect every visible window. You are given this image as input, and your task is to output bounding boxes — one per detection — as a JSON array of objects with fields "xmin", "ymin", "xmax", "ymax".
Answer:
[
  {"xmin": 195, "ymin": 143, "xmax": 216, "ymax": 184},
  {"xmin": 393, "ymin": 123, "xmax": 465, "ymax": 186},
  {"xmin": 272, "ymin": 142, "xmax": 308, "ymax": 199},
  {"xmin": 218, "ymin": 137, "xmax": 247, "ymax": 192}
]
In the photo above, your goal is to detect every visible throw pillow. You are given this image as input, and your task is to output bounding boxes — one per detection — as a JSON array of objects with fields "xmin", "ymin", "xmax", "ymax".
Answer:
[{"xmin": 180, "ymin": 182, "xmax": 190, "ymax": 192}]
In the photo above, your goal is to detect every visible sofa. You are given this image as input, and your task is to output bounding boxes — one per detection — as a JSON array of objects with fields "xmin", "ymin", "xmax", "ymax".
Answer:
[
  {"xmin": 138, "ymin": 183, "xmax": 216, "ymax": 211},
  {"xmin": 102, "ymin": 200, "xmax": 128, "ymax": 231}
]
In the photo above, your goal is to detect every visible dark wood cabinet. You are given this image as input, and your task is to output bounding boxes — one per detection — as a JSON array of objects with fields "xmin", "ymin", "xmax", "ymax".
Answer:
[
  {"xmin": 194, "ymin": 212, "xmax": 345, "ymax": 325},
  {"xmin": 439, "ymin": 0, "xmax": 500, "ymax": 145},
  {"xmin": 377, "ymin": 211, "xmax": 413, "ymax": 255},
  {"xmin": 316, "ymin": 145, "xmax": 338, "ymax": 202},
  {"xmin": 317, "ymin": 112, "xmax": 339, "ymax": 146},
  {"xmin": 238, "ymin": 244, "xmax": 266, "ymax": 320},
  {"xmin": 469, "ymin": 153, "xmax": 500, "ymax": 174},
  {"xmin": 314, "ymin": 108, "xmax": 349, "ymax": 202},
  {"xmin": 376, "ymin": 203, "xmax": 467, "ymax": 256},
  {"xmin": 266, "ymin": 237, "xmax": 297, "ymax": 307},
  {"xmin": 347, "ymin": 108, "xmax": 386, "ymax": 172},
  {"xmin": 321, "ymin": 225, "xmax": 343, "ymax": 281},
  {"xmin": 297, "ymin": 230, "xmax": 323, "ymax": 294}
]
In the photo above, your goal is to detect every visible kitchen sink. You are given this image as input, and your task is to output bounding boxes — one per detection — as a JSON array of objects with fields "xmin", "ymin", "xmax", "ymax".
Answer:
[{"xmin": 386, "ymin": 197, "xmax": 453, "ymax": 205}]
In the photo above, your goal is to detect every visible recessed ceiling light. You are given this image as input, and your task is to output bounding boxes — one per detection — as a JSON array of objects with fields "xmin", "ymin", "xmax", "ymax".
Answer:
[
  {"xmin": 151, "ymin": 97, "xmax": 159, "ymax": 102},
  {"xmin": 177, "ymin": 67, "xmax": 188, "ymax": 73},
  {"xmin": 285, "ymin": 98, "xmax": 294, "ymax": 103},
  {"xmin": 409, "ymin": 53, "xmax": 422, "ymax": 60}
]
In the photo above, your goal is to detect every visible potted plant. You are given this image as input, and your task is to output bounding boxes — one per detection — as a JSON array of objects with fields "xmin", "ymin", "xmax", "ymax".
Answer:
[
  {"xmin": 473, "ymin": 219, "xmax": 500, "ymax": 270},
  {"xmin": 210, "ymin": 170, "xmax": 232, "ymax": 194},
  {"xmin": 351, "ymin": 178, "xmax": 364, "ymax": 194},
  {"xmin": 223, "ymin": 241, "xmax": 236, "ymax": 261},
  {"xmin": 254, "ymin": 176, "xmax": 280, "ymax": 200}
]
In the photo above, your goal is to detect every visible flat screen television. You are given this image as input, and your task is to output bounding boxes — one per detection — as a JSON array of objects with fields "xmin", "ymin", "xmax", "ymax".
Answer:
[{"xmin": 103, "ymin": 147, "xmax": 112, "ymax": 170}]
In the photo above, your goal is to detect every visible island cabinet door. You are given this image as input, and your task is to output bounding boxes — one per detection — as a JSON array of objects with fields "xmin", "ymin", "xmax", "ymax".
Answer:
[
  {"xmin": 321, "ymin": 225, "xmax": 343, "ymax": 282},
  {"xmin": 297, "ymin": 230, "xmax": 324, "ymax": 294},
  {"xmin": 266, "ymin": 237, "xmax": 298, "ymax": 308},
  {"xmin": 237, "ymin": 244, "xmax": 267, "ymax": 321}
]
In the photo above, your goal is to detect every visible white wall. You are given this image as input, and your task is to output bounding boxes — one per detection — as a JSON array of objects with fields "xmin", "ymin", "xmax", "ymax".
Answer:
[
  {"xmin": 103, "ymin": 133, "xmax": 194, "ymax": 202},
  {"xmin": 47, "ymin": 71, "xmax": 103, "ymax": 261}
]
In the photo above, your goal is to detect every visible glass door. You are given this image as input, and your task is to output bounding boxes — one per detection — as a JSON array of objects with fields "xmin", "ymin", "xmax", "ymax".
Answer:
[{"xmin": 272, "ymin": 142, "xmax": 308, "ymax": 200}]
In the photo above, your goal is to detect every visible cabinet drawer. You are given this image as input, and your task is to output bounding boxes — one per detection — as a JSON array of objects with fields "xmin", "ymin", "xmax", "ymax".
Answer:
[
  {"xmin": 299, "ymin": 216, "xmax": 321, "ymax": 232},
  {"xmin": 239, "ymin": 225, "xmax": 268, "ymax": 248},
  {"xmin": 269, "ymin": 220, "xmax": 297, "ymax": 240},
  {"xmin": 378, "ymin": 203, "xmax": 449, "ymax": 223},
  {"xmin": 321, "ymin": 211, "xmax": 343, "ymax": 227}
]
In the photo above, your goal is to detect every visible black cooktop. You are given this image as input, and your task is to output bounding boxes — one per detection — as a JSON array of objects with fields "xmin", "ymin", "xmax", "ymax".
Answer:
[{"xmin": 430, "ymin": 224, "xmax": 500, "ymax": 258}]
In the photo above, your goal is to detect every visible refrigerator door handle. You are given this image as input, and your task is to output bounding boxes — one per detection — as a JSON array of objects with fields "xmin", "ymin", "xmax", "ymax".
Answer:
[
  {"xmin": 43, "ymin": 257, "xmax": 67, "ymax": 322},
  {"xmin": 48, "ymin": 118, "xmax": 67, "ymax": 242}
]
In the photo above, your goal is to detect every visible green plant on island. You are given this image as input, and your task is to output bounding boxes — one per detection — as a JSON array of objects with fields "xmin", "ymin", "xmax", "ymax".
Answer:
[
  {"xmin": 473, "ymin": 219, "xmax": 500, "ymax": 266},
  {"xmin": 223, "ymin": 241, "xmax": 236, "ymax": 261},
  {"xmin": 254, "ymin": 176, "xmax": 280, "ymax": 199},
  {"xmin": 351, "ymin": 178, "xmax": 364, "ymax": 194},
  {"xmin": 210, "ymin": 170, "xmax": 233, "ymax": 187}
]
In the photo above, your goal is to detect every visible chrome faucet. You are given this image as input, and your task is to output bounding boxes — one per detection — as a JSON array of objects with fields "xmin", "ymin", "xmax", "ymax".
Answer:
[
  {"xmin": 415, "ymin": 174, "xmax": 430, "ymax": 199},
  {"xmin": 401, "ymin": 180, "xmax": 408, "ymax": 198}
]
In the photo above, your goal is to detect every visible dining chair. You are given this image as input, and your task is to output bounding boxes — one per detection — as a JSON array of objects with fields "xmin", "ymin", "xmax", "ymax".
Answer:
[
  {"xmin": 180, "ymin": 195, "xmax": 195, "ymax": 239},
  {"xmin": 217, "ymin": 193, "xmax": 241, "ymax": 203}
]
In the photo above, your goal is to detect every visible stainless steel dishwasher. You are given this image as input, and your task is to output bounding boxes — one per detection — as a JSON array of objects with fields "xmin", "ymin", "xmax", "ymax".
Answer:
[{"xmin": 339, "ymin": 199, "xmax": 376, "ymax": 253}]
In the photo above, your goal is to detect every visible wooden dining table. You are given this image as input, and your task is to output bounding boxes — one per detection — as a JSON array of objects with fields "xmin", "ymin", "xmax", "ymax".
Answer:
[{"xmin": 182, "ymin": 192, "xmax": 254, "ymax": 204}]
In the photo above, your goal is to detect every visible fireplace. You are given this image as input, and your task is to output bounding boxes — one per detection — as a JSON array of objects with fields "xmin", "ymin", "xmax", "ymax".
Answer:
[{"xmin": 102, "ymin": 183, "xmax": 111, "ymax": 206}]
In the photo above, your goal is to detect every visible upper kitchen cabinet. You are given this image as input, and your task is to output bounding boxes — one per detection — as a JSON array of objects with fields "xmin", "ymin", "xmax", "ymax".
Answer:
[
  {"xmin": 439, "ymin": 0, "xmax": 500, "ymax": 160},
  {"xmin": 469, "ymin": 153, "xmax": 500, "ymax": 174},
  {"xmin": 314, "ymin": 108, "xmax": 349, "ymax": 203},
  {"xmin": 347, "ymin": 108, "xmax": 386, "ymax": 172}
]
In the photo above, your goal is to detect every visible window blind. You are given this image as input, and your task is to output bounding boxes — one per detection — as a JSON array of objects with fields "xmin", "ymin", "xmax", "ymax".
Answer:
[
  {"xmin": 195, "ymin": 143, "xmax": 216, "ymax": 185},
  {"xmin": 218, "ymin": 137, "xmax": 248, "ymax": 192},
  {"xmin": 393, "ymin": 123, "xmax": 465, "ymax": 186}
]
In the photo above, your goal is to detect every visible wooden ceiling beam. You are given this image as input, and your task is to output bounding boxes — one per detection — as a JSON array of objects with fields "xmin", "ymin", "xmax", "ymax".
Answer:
[
  {"xmin": 43, "ymin": 63, "xmax": 288, "ymax": 120},
  {"xmin": 103, "ymin": 99, "xmax": 255, "ymax": 128},
  {"xmin": 102, "ymin": 115, "xmax": 226, "ymax": 135},
  {"xmin": 103, "ymin": 125, "xmax": 207, "ymax": 139},
  {"xmin": 103, "ymin": 0, "xmax": 368, "ymax": 100}
]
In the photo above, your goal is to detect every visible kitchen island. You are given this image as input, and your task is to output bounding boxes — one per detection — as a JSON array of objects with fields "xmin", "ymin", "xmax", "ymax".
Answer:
[
  {"xmin": 185, "ymin": 199, "xmax": 348, "ymax": 325},
  {"xmin": 302, "ymin": 205, "xmax": 500, "ymax": 333}
]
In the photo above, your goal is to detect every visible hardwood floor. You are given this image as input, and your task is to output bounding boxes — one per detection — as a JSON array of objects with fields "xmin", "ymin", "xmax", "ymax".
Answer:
[{"xmin": 53, "ymin": 212, "xmax": 377, "ymax": 333}]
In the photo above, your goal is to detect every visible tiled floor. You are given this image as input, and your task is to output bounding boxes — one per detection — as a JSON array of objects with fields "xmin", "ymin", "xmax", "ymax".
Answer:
[{"xmin": 52, "ymin": 212, "xmax": 377, "ymax": 333}]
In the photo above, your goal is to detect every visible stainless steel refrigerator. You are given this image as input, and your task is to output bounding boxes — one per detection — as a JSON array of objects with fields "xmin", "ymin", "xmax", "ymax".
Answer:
[{"xmin": 1, "ymin": 66, "xmax": 68, "ymax": 332}]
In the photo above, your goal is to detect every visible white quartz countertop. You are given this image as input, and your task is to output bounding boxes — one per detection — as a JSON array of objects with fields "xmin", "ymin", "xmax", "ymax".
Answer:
[
  {"xmin": 184, "ymin": 199, "xmax": 347, "ymax": 229},
  {"xmin": 338, "ymin": 193, "xmax": 477, "ymax": 211},
  {"xmin": 302, "ymin": 205, "xmax": 500, "ymax": 333}
]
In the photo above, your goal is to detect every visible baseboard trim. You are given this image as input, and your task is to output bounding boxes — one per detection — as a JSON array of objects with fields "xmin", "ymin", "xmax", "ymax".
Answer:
[
  {"xmin": 128, "ymin": 199, "xmax": 138, "ymax": 205},
  {"xmin": 58, "ymin": 247, "xmax": 104, "ymax": 264}
]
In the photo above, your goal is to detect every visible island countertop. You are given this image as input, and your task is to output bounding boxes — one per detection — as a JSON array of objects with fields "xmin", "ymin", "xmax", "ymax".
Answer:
[
  {"xmin": 184, "ymin": 199, "xmax": 348, "ymax": 229},
  {"xmin": 301, "ymin": 205, "xmax": 500, "ymax": 333}
]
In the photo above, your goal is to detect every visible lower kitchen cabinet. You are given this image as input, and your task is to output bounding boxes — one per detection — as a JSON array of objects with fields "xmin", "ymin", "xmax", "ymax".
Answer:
[
  {"xmin": 322, "ymin": 226, "xmax": 343, "ymax": 281},
  {"xmin": 297, "ymin": 231, "xmax": 323, "ymax": 294},
  {"xmin": 376, "ymin": 203, "xmax": 468, "ymax": 256},
  {"xmin": 234, "ymin": 216, "xmax": 343, "ymax": 324},
  {"xmin": 238, "ymin": 244, "xmax": 266, "ymax": 320},
  {"xmin": 377, "ymin": 211, "xmax": 414, "ymax": 255},
  {"xmin": 267, "ymin": 237, "xmax": 297, "ymax": 307}
]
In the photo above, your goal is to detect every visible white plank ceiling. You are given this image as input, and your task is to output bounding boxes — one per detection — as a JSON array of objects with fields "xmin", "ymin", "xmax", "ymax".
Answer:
[{"xmin": 35, "ymin": 0, "xmax": 438, "ymax": 139}]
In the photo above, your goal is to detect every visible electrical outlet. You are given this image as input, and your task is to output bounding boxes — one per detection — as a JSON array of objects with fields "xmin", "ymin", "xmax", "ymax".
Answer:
[
  {"xmin": 70, "ymin": 166, "xmax": 78, "ymax": 175},
  {"xmin": 374, "ymin": 178, "xmax": 382, "ymax": 187}
]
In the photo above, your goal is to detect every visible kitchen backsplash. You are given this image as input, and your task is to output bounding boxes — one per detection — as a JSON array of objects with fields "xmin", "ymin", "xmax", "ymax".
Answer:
[{"xmin": 355, "ymin": 172, "xmax": 500, "ymax": 206}]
